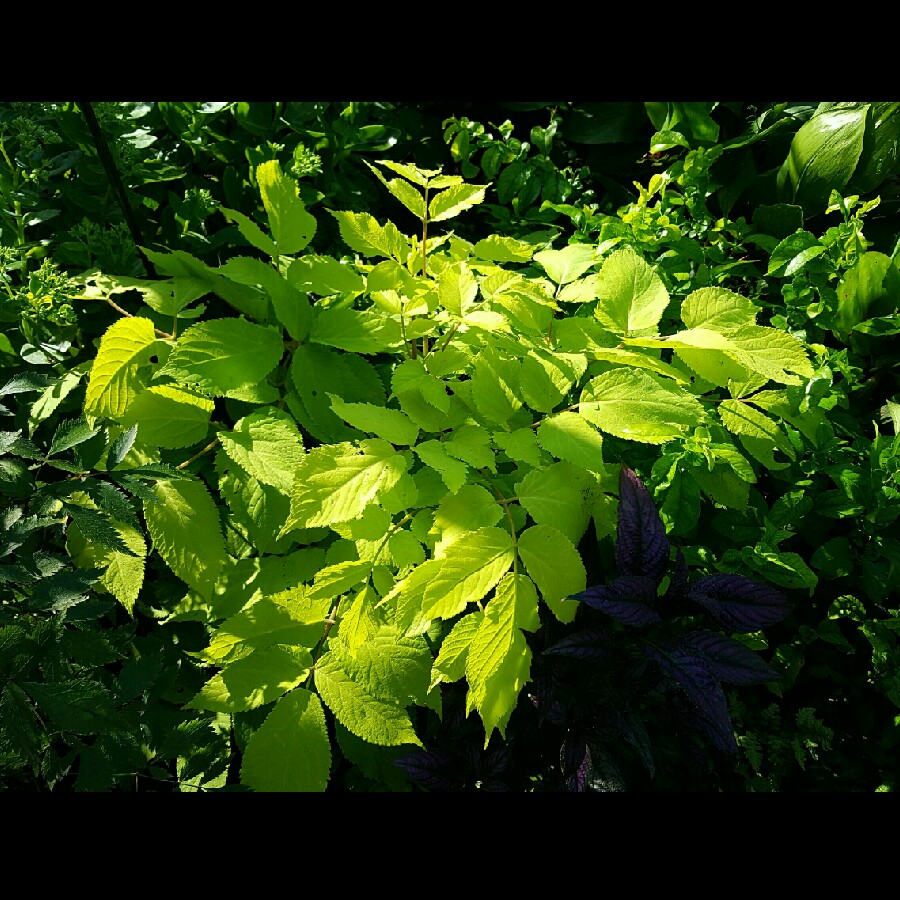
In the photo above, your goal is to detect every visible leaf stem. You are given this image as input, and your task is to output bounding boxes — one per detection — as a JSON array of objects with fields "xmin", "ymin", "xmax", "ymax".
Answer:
[
  {"xmin": 104, "ymin": 296, "xmax": 173, "ymax": 340},
  {"xmin": 175, "ymin": 437, "xmax": 220, "ymax": 470}
]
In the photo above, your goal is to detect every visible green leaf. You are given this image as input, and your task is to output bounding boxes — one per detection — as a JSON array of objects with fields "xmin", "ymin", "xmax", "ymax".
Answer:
[
  {"xmin": 311, "ymin": 306, "xmax": 403, "ymax": 354},
  {"xmin": 516, "ymin": 461, "xmax": 595, "ymax": 546},
  {"xmin": 144, "ymin": 477, "xmax": 227, "ymax": 597},
  {"xmin": 431, "ymin": 611, "xmax": 483, "ymax": 689},
  {"xmin": 287, "ymin": 255, "xmax": 365, "ymax": 296},
  {"xmin": 220, "ymin": 207, "xmax": 277, "ymax": 257},
  {"xmin": 444, "ymin": 424, "xmax": 494, "ymax": 471},
  {"xmin": 766, "ymin": 230, "xmax": 826, "ymax": 277},
  {"xmin": 580, "ymin": 368, "xmax": 705, "ymax": 443},
  {"xmin": 534, "ymin": 243, "xmax": 596, "ymax": 285},
  {"xmin": 119, "ymin": 385, "xmax": 213, "ymax": 449},
  {"xmin": 414, "ymin": 439, "xmax": 469, "ymax": 493},
  {"xmin": 158, "ymin": 318, "xmax": 284, "ymax": 397},
  {"xmin": 432, "ymin": 484, "xmax": 504, "ymax": 553},
  {"xmin": 314, "ymin": 650, "xmax": 422, "ymax": 747},
  {"xmin": 256, "ymin": 159, "xmax": 316, "ymax": 254},
  {"xmin": 438, "ymin": 262, "xmax": 478, "ymax": 318},
  {"xmin": 191, "ymin": 645, "xmax": 312, "ymax": 713},
  {"xmin": 516, "ymin": 523, "xmax": 586, "ymax": 624},
  {"xmin": 28, "ymin": 368, "xmax": 86, "ymax": 437},
  {"xmin": 779, "ymin": 103, "xmax": 868, "ymax": 211},
  {"xmin": 366, "ymin": 161, "xmax": 427, "ymax": 219},
  {"xmin": 218, "ymin": 409, "xmax": 304, "ymax": 495},
  {"xmin": 594, "ymin": 245, "xmax": 669, "ymax": 335},
  {"xmin": 387, "ymin": 526, "xmax": 515, "ymax": 633},
  {"xmin": 329, "ymin": 210, "xmax": 410, "ymax": 262},
  {"xmin": 471, "ymin": 348, "xmax": 522, "ymax": 427},
  {"xmin": 65, "ymin": 504, "xmax": 135, "ymax": 558},
  {"xmin": 285, "ymin": 440, "xmax": 408, "ymax": 531},
  {"xmin": 240, "ymin": 689, "xmax": 331, "ymax": 791},
  {"xmin": 328, "ymin": 396, "xmax": 419, "ymax": 446},
  {"xmin": 473, "ymin": 235, "xmax": 535, "ymax": 263},
  {"xmin": 23, "ymin": 679, "xmax": 117, "ymax": 735},
  {"xmin": 49, "ymin": 416, "xmax": 101, "ymax": 457},
  {"xmin": 680, "ymin": 286, "xmax": 759, "ymax": 331},
  {"xmin": 465, "ymin": 576, "xmax": 532, "ymax": 745},
  {"xmin": 537, "ymin": 411, "xmax": 604, "ymax": 472},
  {"xmin": 520, "ymin": 349, "xmax": 576, "ymax": 413},
  {"xmin": 85, "ymin": 317, "xmax": 158, "ymax": 419},
  {"xmin": 308, "ymin": 559, "xmax": 373, "ymax": 601},
  {"xmin": 428, "ymin": 182, "xmax": 489, "ymax": 223},
  {"xmin": 719, "ymin": 399, "xmax": 795, "ymax": 460},
  {"xmin": 0, "ymin": 683, "xmax": 42, "ymax": 771},
  {"xmin": 493, "ymin": 427, "xmax": 543, "ymax": 467}
]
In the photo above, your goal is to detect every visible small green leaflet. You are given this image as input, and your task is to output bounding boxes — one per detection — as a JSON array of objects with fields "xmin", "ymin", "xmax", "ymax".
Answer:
[
  {"xmin": 429, "ymin": 182, "xmax": 489, "ymax": 223},
  {"xmin": 432, "ymin": 484, "xmax": 504, "ymax": 554},
  {"xmin": 438, "ymin": 262, "xmax": 478, "ymax": 318},
  {"xmin": 431, "ymin": 611, "xmax": 483, "ymax": 690},
  {"xmin": 287, "ymin": 255, "xmax": 365, "ymax": 296},
  {"xmin": 256, "ymin": 159, "xmax": 316, "ymax": 255},
  {"xmin": 241, "ymin": 689, "xmax": 331, "ymax": 792},
  {"xmin": 284, "ymin": 439, "xmax": 408, "ymax": 532},
  {"xmin": 414, "ymin": 440, "xmax": 469, "ymax": 493},
  {"xmin": 465, "ymin": 574, "xmax": 534, "ymax": 745},
  {"xmin": 594, "ymin": 245, "xmax": 669, "ymax": 336},
  {"xmin": 365, "ymin": 160, "xmax": 427, "ymax": 219},
  {"xmin": 516, "ymin": 461, "xmax": 595, "ymax": 545},
  {"xmin": 471, "ymin": 348, "xmax": 522, "ymax": 427},
  {"xmin": 311, "ymin": 306, "xmax": 403, "ymax": 354},
  {"xmin": 158, "ymin": 318, "xmax": 284, "ymax": 396},
  {"xmin": 517, "ymin": 525, "xmax": 586, "ymax": 624},
  {"xmin": 328, "ymin": 396, "xmax": 419, "ymax": 446},
  {"xmin": 391, "ymin": 359, "xmax": 450, "ymax": 414},
  {"xmin": 308, "ymin": 559, "xmax": 374, "ymax": 602},
  {"xmin": 580, "ymin": 368, "xmax": 706, "ymax": 443},
  {"xmin": 84, "ymin": 317, "xmax": 158, "ymax": 419},
  {"xmin": 120, "ymin": 385, "xmax": 213, "ymax": 449},
  {"xmin": 680, "ymin": 286, "xmax": 759, "ymax": 331},
  {"xmin": 444, "ymin": 424, "xmax": 495, "ymax": 471},
  {"xmin": 520, "ymin": 349, "xmax": 576, "ymax": 413},
  {"xmin": 329, "ymin": 210, "xmax": 410, "ymax": 262},
  {"xmin": 220, "ymin": 207, "xmax": 277, "ymax": 257},
  {"xmin": 387, "ymin": 526, "xmax": 515, "ymax": 634},
  {"xmin": 473, "ymin": 235, "xmax": 534, "ymax": 263},
  {"xmin": 493, "ymin": 428, "xmax": 543, "ymax": 467},
  {"xmin": 143, "ymin": 477, "xmax": 227, "ymax": 597},
  {"xmin": 218, "ymin": 409, "xmax": 304, "ymax": 495},
  {"xmin": 314, "ymin": 650, "xmax": 423, "ymax": 747},
  {"xmin": 190, "ymin": 645, "xmax": 312, "ymax": 713},
  {"xmin": 537, "ymin": 411, "xmax": 605, "ymax": 472},
  {"xmin": 534, "ymin": 244, "xmax": 597, "ymax": 286}
]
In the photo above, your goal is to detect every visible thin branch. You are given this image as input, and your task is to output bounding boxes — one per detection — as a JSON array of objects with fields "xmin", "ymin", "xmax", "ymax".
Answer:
[{"xmin": 176, "ymin": 437, "xmax": 220, "ymax": 470}]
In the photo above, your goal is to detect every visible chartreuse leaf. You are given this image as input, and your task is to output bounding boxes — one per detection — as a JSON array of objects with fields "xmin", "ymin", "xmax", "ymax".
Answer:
[
  {"xmin": 240, "ymin": 688, "xmax": 331, "ymax": 792},
  {"xmin": 311, "ymin": 306, "xmax": 403, "ymax": 353},
  {"xmin": 391, "ymin": 359, "xmax": 450, "ymax": 414},
  {"xmin": 719, "ymin": 399, "xmax": 795, "ymax": 462},
  {"xmin": 287, "ymin": 254, "xmax": 365, "ymax": 296},
  {"xmin": 329, "ymin": 210, "xmax": 410, "ymax": 262},
  {"xmin": 580, "ymin": 368, "xmax": 705, "ymax": 443},
  {"xmin": 432, "ymin": 484, "xmax": 504, "ymax": 554},
  {"xmin": 307, "ymin": 559, "xmax": 373, "ymax": 601},
  {"xmin": 444, "ymin": 424, "xmax": 494, "ymax": 471},
  {"xmin": 158, "ymin": 318, "xmax": 284, "ymax": 396},
  {"xmin": 517, "ymin": 524, "xmax": 586, "ymax": 623},
  {"xmin": 314, "ymin": 649, "xmax": 423, "ymax": 747},
  {"xmin": 431, "ymin": 611, "xmax": 483, "ymax": 689},
  {"xmin": 520, "ymin": 349, "xmax": 576, "ymax": 413},
  {"xmin": 328, "ymin": 396, "xmax": 419, "ymax": 446},
  {"xmin": 465, "ymin": 573, "xmax": 533, "ymax": 745},
  {"xmin": 120, "ymin": 385, "xmax": 213, "ymax": 449},
  {"xmin": 517, "ymin": 461, "xmax": 595, "ymax": 545},
  {"xmin": 438, "ymin": 262, "xmax": 478, "ymax": 318},
  {"xmin": 256, "ymin": 159, "xmax": 316, "ymax": 255},
  {"xmin": 537, "ymin": 412, "xmax": 605, "ymax": 472},
  {"xmin": 340, "ymin": 585, "xmax": 381, "ymax": 657},
  {"xmin": 414, "ymin": 440, "xmax": 469, "ymax": 493},
  {"xmin": 85, "ymin": 317, "xmax": 158, "ymax": 419},
  {"xmin": 199, "ymin": 589, "xmax": 328, "ymax": 665},
  {"xmin": 365, "ymin": 160, "xmax": 427, "ymax": 219},
  {"xmin": 290, "ymin": 345, "xmax": 384, "ymax": 443},
  {"xmin": 429, "ymin": 182, "xmax": 489, "ymax": 223},
  {"xmin": 473, "ymin": 235, "xmax": 534, "ymax": 263},
  {"xmin": 387, "ymin": 526, "xmax": 515, "ymax": 634},
  {"xmin": 218, "ymin": 409, "xmax": 304, "ymax": 495},
  {"xmin": 471, "ymin": 348, "xmax": 522, "ymax": 427},
  {"xmin": 143, "ymin": 477, "xmax": 227, "ymax": 597},
  {"xmin": 594, "ymin": 245, "xmax": 669, "ymax": 335},
  {"xmin": 218, "ymin": 256, "xmax": 312, "ymax": 341},
  {"xmin": 284, "ymin": 440, "xmax": 408, "ymax": 532},
  {"xmin": 190, "ymin": 645, "xmax": 312, "ymax": 713},
  {"xmin": 534, "ymin": 244, "xmax": 597, "ymax": 286},
  {"xmin": 220, "ymin": 207, "xmax": 277, "ymax": 257},
  {"xmin": 493, "ymin": 428, "xmax": 543, "ymax": 466},
  {"xmin": 680, "ymin": 286, "xmax": 759, "ymax": 331}
]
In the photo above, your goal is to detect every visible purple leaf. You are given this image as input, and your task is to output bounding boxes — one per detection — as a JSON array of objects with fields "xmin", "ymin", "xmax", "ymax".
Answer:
[
  {"xmin": 393, "ymin": 750, "xmax": 462, "ymax": 791},
  {"xmin": 677, "ymin": 631, "xmax": 780, "ymax": 685},
  {"xmin": 544, "ymin": 628, "xmax": 613, "ymax": 659},
  {"xmin": 686, "ymin": 574, "xmax": 789, "ymax": 632},
  {"xmin": 616, "ymin": 467, "xmax": 670, "ymax": 582},
  {"xmin": 669, "ymin": 546, "xmax": 689, "ymax": 596},
  {"xmin": 571, "ymin": 575, "xmax": 662, "ymax": 626},
  {"xmin": 648, "ymin": 643, "xmax": 737, "ymax": 754}
]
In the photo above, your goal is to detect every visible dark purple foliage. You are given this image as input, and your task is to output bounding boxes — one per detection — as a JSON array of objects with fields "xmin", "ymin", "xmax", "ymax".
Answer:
[
  {"xmin": 686, "ymin": 574, "xmax": 788, "ymax": 632},
  {"xmin": 571, "ymin": 575, "xmax": 661, "ymax": 626},
  {"xmin": 676, "ymin": 631, "xmax": 780, "ymax": 685},
  {"xmin": 647, "ymin": 644, "xmax": 737, "ymax": 754},
  {"xmin": 616, "ymin": 466, "xmax": 670, "ymax": 582},
  {"xmin": 543, "ymin": 628, "xmax": 612, "ymax": 659}
]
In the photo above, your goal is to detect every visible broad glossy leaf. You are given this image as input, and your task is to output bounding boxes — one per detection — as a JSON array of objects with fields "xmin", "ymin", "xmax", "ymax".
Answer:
[
  {"xmin": 520, "ymin": 350, "xmax": 575, "ymax": 413},
  {"xmin": 766, "ymin": 230, "xmax": 826, "ymax": 277},
  {"xmin": 432, "ymin": 484, "xmax": 504, "ymax": 553},
  {"xmin": 470, "ymin": 348, "xmax": 522, "ymax": 427},
  {"xmin": 534, "ymin": 244, "xmax": 596, "ymax": 285},
  {"xmin": 241, "ymin": 689, "xmax": 331, "ymax": 791},
  {"xmin": 474, "ymin": 235, "xmax": 534, "ymax": 263}
]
